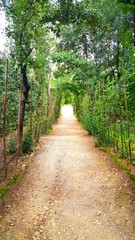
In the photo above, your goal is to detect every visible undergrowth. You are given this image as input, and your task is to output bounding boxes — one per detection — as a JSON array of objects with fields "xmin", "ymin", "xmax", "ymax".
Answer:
[
  {"xmin": 0, "ymin": 174, "xmax": 19, "ymax": 198},
  {"xmin": 100, "ymin": 146, "xmax": 135, "ymax": 183}
]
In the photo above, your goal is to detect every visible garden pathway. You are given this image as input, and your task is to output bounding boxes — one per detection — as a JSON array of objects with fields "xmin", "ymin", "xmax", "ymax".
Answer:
[{"xmin": 0, "ymin": 105, "xmax": 135, "ymax": 240}]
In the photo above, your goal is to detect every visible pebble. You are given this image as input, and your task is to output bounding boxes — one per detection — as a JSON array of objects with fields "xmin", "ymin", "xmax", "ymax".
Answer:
[
  {"xmin": 97, "ymin": 211, "xmax": 101, "ymax": 216},
  {"xmin": 5, "ymin": 205, "xmax": 11, "ymax": 208},
  {"xmin": 10, "ymin": 222, "xmax": 14, "ymax": 226}
]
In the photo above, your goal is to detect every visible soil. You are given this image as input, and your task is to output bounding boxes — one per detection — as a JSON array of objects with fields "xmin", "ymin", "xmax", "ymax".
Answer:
[{"xmin": 0, "ymin": 105, "xmax": 135, "ymax": 240}]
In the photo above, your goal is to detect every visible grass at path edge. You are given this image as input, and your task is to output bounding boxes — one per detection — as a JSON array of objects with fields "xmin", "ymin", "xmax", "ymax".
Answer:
[
  {"xmin": 0, "ymin": 174, "xmax": 19, "ymax": 198},
  {"xmin": 100, "ymin": 146, "xmax": 135, "ymax": 183},
  {"xmin": 0, "ymin": 153, "xmax": 35, "ymax": 202}
]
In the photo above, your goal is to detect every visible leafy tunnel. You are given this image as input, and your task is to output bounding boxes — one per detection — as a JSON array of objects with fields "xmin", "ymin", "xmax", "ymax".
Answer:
[{"xmin": 0, "ymin": 0, "xmax": 135, "ymax": 176}]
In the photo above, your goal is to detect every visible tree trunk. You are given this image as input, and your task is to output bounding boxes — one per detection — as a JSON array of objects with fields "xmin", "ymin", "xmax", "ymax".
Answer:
[
  {"xmin": 44, "ymin": 70, "xmax": 51, "ymax": 133},
  {"xmin": 34, "ymin": 87, "xmax": 40, "ymax": 145},
  {"xmin": 102, "ymin": 79, "xmax": 106, "ymax": 143},
  {"xmin": 17, "ymin": 65, "xmax": 30, "ymax": 158},
  {"xmin": 133, "ymin": 6, "xmax": 135, "ymax": 47},
  {"xmin": 30, "ymin": 85, "xmax": 33, "ymax": 133},
  {"xmin": 46, "ymin": 71, "xmax": 51, "ymax": 119},
  {"xmin": 3, "ymin": 59, "xmax": 8, "ymax": 178},
  {"xmin": 98, "ymin": 81, "xmax": 101, "ymax": 131},
  {"xmin": 82, "ymin": 33, "xmax": 88, "ymax": 59},
  {"xmin": 123, "ymin": 77, "xmax": 132, "ymax": 161},
  {"xmin": 116, "ymin": 40, "xmax": 124, "ymax": 156}
]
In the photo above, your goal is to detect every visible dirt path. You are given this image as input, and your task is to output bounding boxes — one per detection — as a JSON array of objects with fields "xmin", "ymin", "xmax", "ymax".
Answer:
[{"xmin": 0, "ymin": 105, "xmax": 135, "ymax": 240}]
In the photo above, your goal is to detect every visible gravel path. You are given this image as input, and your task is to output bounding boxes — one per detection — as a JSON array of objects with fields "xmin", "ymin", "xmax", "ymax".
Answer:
[{"xmin": 0, "ymin": 105, "xmax": 135, "ymax": 240}]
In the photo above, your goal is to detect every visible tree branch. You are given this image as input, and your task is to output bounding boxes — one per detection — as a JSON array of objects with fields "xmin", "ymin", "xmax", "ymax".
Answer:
[{"xmin": 21, "ymin": 48, "xmax": 33, "ymax": 64}]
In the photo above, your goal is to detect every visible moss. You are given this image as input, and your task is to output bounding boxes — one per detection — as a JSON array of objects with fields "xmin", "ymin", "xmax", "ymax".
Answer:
[
  {"xmin": 100, "ymin": 147, "xmax": 135, "ymax": 183},
  {"xmin": 0, "ymin": 174, "xmax": 19, "ymax": 198}
]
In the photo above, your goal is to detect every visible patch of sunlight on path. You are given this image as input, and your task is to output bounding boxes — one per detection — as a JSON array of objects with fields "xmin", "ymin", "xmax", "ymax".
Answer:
[{"xmin": 61, "ymin": 104, "xmax": 74, "ymax": 117}]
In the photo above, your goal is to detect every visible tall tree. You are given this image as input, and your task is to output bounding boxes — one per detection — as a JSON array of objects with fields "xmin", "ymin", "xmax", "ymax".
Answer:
[{"xmin": 2, "ymin": 0, "xmax": 49, "ymax": 155}]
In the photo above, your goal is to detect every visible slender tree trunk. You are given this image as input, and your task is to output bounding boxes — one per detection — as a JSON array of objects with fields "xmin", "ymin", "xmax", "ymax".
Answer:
[
  {"xmin": 98, "ymin": 81, "xmax": 101, "ymax": 131},
  {"xmin": 74, "ymin": 95, "xmax": 80, "ymax": 117},
  {"xmin": 133, "ymin": 6, "xmax": 135, "ymax": 47},
  {"xmin": 105, "ymin": 85, "xmax": 110, "ymax": 144},
  {"xmin": 93, "ymin": 85, "xmax": 97, "ymax": 123},
  {"xmin": 3, "ymin": 59, "xmax": 8, "ymax": 178},
  {"xmin": 46, "ymin": 71, "xmax": 51, "ymax": 118},
  {"xmin": 102, "ymin": 79, "xmax": 106, "ymax": 143},
  {"xmin": 123, "ymin": 77, "xmax": 132, "ymax": 161},
  {"xmin": 30, "ymin": 85, "xmax": 33, "ymax": 133},
  {"xmin": 34, "ymin": 87, "xmax": 40, "ymax": 145},
  {"xmin": 82, "ymin": 33, "xmax": 88, "ymax": 59},
  {"xmin": 119, "ymin": 93, "xmax": 124, "ymax": 156},
  {"xmin": 112, "ymin": 78, "xmax": 117, "ymax": 152},
  {"xmin": 116, "ymin": 40, "xmax": 124, "ymax": 156},
  {"xmin": 119, "ymin": 83, "xmax": 124, "ymax": 156},
  {"xmin": 44, "ymin": 70, "xmax": 51, "ymax": 133},
  {"xmin": 54, "ymin": 92, "xmax": 62, "ymax": 119},
  {"xmin": 17, "ymin": 65, "xmax": 30, "ymax": 158}
]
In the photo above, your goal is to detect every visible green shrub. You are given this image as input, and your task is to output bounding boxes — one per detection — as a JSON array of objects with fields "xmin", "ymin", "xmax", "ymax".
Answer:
[
  {"xmin": 22, "ymin": 130, "xmax": 33, "ymax": 154},
  {"xmin": 8, "ymin": 137, "xmax": 17, "ymax": 154}
]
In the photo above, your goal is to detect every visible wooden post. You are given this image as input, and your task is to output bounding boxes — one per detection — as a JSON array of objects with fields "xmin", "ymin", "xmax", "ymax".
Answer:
[{"xmin": 3, "ymin": 59, "xmax": 8, "ymax": 178}]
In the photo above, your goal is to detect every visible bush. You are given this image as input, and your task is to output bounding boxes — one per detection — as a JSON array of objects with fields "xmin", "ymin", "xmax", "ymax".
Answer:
[
  {"xmin": 22, "ymin": 130, "xmax": 33, "ymax": 154},
  {"xmin": 8, "ymin": 137, "xmax": 17, "ymax": 154}
]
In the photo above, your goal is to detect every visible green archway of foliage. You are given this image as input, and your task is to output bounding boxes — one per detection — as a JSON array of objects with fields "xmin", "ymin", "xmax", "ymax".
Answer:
[{"xmin": 1, "ymin": 0, "xmax": 135, "ymax": 178}]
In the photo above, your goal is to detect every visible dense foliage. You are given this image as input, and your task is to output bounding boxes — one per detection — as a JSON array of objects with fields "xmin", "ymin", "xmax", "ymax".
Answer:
[{"xmin": 52, "ymin": 0, "xmax": 135, "ymax": 161}]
